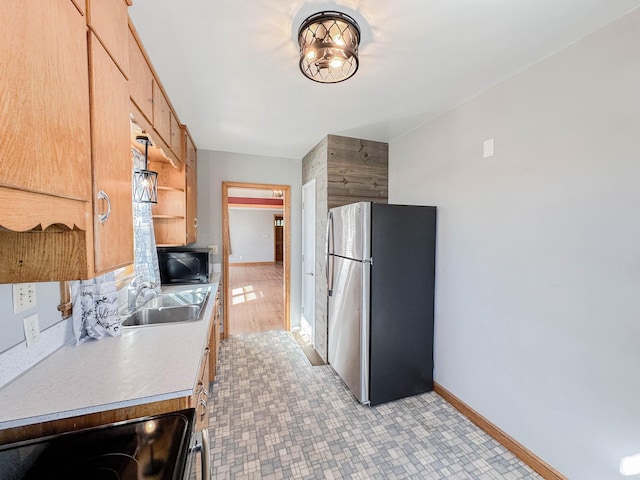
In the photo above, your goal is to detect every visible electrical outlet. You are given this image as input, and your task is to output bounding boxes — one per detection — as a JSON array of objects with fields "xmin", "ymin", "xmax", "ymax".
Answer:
[
  {"xmin": 209, "ymin": 244, "xmax": 219, "ymax": 254},
  {"xmin": 13, "ymin": 283, "xmax": 37, "ymax": 314},
  {"xmin": 23, "ymin": 314, "xmax": 40, "ymax": 347}
]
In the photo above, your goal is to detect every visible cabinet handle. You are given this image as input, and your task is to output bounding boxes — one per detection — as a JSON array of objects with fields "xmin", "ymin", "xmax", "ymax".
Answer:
[
  {"xmin": 97, "ymin": 190, "xmax": 111, "ymax": 224},
  {"xmin": 203, "ymin": 347, "xmax": 210, "ymax": 356},
  {"xmin": 198, "ymin": 398, "xmax": 208, "ymax": 418},
  {"xmin": 194, "ymin": 218, "xmax": 198, "ymax": 228}
]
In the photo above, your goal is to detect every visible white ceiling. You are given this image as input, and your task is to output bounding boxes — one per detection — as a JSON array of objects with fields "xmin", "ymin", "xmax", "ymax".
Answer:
[{"xmin": 129, "ymin": 1, "xmax": 640, "ymax": 160}]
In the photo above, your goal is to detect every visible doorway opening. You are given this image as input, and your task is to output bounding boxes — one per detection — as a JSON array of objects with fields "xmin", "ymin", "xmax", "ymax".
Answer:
[
  {"xmin": 274, "ymin": 214, "xmax": 284, "ymax": 265},
  {"xmin": 222, "ymin": 182, "xmax": 291, "ymax": 338}
]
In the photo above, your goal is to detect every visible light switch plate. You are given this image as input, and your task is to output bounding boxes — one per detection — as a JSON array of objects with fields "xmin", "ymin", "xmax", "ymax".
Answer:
[
  {"xmin": 483, "ymin": 138, "xmax": 494, "ymax": 158},
  {"xmin": 13, "ymin": 283, "xmax": 37, "ymax": 314},
  {"xmin": 209, "ymin": 245, "xmax": 219, "ymax": 254},
  {"xmin": 23, "ymin": 314, "xmax": 40, "ymax": 347}
]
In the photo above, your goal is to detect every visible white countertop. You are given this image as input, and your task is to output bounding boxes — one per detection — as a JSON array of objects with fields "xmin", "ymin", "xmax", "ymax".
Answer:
[{"xmin": 0, "ymin": 279, "xmax": 219, "ymax": 430}]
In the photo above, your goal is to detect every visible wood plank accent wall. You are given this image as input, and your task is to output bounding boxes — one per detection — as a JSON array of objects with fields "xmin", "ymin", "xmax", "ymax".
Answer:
[
  {"xmin": 326, "ymin": 134, "xmax": 388, "ymax": 209},
  {"xmin": 302, "ymin": 134, "xmax": 388, "ymax": 361}
]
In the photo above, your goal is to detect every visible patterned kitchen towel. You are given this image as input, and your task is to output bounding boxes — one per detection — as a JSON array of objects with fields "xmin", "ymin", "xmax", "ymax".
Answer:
[{"xmin": 71, "ymin": 271, "xmax": 120, "ymax": 344}]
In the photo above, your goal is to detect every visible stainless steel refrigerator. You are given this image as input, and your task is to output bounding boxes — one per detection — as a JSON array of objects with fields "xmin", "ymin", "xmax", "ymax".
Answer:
[{"xmin": 327, "ymin": 202, "xmax": 436, "ymax": 406}]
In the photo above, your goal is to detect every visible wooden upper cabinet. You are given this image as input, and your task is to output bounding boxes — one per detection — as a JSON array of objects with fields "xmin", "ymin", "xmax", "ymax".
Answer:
[
  {"xmin": 128, "ymin": 25, "xmax": 154, "ymax": 124},
  {"xmin": 185, "ymin": 130, "xmax": 198, "ymax": 244},
  {"xmin": 89, "ymin": 33, "xmax": 133, "ymax": 273},
  {"xmin": 86, "ymin": 0, "xmax": 129, "ymax": 77},
  {"xmin": 152, "ymin": 81, "xmax": 172, "ymax": 147},
  {"xmin": 170, "ymin": 112, "xmax": 182, "ymax": 158},
  {"xmin": 0, "ymin": 0, "xmax": 91, "ymax": 202}
]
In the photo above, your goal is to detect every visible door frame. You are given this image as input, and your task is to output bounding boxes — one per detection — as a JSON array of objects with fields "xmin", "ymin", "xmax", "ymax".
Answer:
[
  {"xmin": 301, "ymin": 179, "xmax": 316, "ymax": 344},
  {"xmin": 222, "ymin": 181, "xmax": 291, "ymax": 338}
]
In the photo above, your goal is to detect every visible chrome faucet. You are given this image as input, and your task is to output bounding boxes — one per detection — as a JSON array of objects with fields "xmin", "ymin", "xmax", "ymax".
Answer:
[{"xmin": 127, "ymin": 275, "xmax": 157, "ymax": 311}]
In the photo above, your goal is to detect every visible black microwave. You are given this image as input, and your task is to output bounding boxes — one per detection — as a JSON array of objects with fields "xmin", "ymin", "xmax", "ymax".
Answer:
[{"xmin": 157, "ymin": 248, "xmax": 210, "ymax": 284}]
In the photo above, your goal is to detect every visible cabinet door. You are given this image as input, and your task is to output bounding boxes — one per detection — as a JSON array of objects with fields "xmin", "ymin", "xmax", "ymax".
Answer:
[
  {"xmin": 152, "ymin": 81, "xmax": 171, "ymax": 146},
  {"xmin": 209, "ymin": 289, "xmax": 221, "ymax": 384},
  {"xmin": 89, "ymin": 33, "xmax": 133, "ymax": 273},
  {"xmin": 0, "ymin": 0, "xmax": 91, "ymax": 202},
  {"xmin": 169, "ymin": 112, "xmax": 182, "ymax": 159},
  {"xmin": 128, "ymin": 26, "xmax": 154, "ymax": 123},
  {"xmin": 185, "ymin": 133, "xmax": 198, "ymax": 244},
  {"xmin": 193, "ymin": 345, "xmax": 210, "ymax": 431},
  {"xmin": 86, "ymin": 0, "xmax": 129, "ymax": 77}
]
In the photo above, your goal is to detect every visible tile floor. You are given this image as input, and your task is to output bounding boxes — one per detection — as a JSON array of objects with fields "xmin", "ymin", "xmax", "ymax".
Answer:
[{"xmin": 209, "ymin": 331, "xmax": 541, "ymax": 480}]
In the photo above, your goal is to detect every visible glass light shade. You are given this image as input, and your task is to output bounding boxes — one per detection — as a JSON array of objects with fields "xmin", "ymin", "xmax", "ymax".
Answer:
[
  {"xmin": 298, "ymin": 11, "xmax": 360, "ymax": 83},
  {"xmin": 134, "ymin": 135, "xmax": 158, "ymax": 204},
  {"xmin": 133, "ymin": 168, "xmax": 158, "ymax": 204}
]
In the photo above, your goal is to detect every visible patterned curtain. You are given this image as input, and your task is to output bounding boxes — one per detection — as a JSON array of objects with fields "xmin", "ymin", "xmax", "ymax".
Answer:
[{"xmin": 132, "ymin": 148, "xmax": 161, "ymax": 289}]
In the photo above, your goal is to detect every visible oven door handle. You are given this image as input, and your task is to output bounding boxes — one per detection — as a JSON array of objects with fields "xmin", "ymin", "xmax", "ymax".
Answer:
[{"xmin": 200, "ymin": 428, "xmax": 211, "ymax": 479}]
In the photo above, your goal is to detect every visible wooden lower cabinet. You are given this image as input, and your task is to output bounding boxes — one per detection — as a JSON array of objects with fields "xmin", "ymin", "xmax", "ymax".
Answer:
[
  {"xmin": 192, "ymin": 344, "xmax": 211, "ymax": 432},
  {"xmin": 209, "ymin": 287, "xmax": 222, "ymax": 384}
]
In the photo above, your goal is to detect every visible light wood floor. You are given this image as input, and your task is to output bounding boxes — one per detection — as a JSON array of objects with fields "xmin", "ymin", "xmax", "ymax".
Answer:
[{"xmin": 228, "ymin": 263, "xmax": 284, "ymax": 335}]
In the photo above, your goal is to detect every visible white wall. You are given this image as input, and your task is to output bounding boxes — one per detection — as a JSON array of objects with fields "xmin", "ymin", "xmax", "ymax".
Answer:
[
  {"xmin": 0, "ymin": 283, "xmax": 73, "ymax": 387},
  {"xmin": 195, "ymin": 150, "xmax": 302, "ymax": 328},
  {"xmin": 389, "ymin": 10, "xmax": 640, "ymax": 480},
  {"xmin": 228, "ymin": 208, "xmax": 282, "ymax": 263}
]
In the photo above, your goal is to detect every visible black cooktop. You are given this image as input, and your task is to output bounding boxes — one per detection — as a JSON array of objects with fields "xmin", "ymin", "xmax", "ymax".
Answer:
[{"xmin": 0, "ymin": 409, "xmax": 195, "ymax": 480}]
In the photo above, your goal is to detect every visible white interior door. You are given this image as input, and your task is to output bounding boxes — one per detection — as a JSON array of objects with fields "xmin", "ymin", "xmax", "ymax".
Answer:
[{"xmin": 301, "ymin": 179, "xmax": 316, "ymax": 343}]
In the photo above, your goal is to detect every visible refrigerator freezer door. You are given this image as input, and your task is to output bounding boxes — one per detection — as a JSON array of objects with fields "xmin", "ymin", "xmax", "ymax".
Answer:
[
  {"xmin": 328, "ymin": 256, "xmax": 370, "ymax": 404},
  {"xmin": 330, "ymin": 202, "xmax": 371, "ymax": 262}
]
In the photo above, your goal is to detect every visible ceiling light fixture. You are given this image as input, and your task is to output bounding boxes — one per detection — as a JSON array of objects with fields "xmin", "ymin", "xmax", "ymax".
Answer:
[
  {"xmin": 133, "ymin": 135, "xmax": 158, "ymax": 204},
  {"xmin": 298, "ymin": 11, "xmax": 360, "ymax": 84}
]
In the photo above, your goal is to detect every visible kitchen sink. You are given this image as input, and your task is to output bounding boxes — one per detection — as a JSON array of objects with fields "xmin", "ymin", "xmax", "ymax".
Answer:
[
  {"xmin": 141, "ymin": 292, "xmax": 207, "ymax": 309},
  {"xmin": 121, "ymin": 305, "xmax": 201, "ymax": 327}
]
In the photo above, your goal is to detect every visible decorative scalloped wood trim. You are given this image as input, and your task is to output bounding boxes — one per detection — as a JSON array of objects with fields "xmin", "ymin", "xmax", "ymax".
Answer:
[
  {"xmin": 434, "ymin": 382, "xmax": 567, "ymax": 480},
  {"xmin": 0, "ymin": 187, "xmax": 89, "ymax": 232}
]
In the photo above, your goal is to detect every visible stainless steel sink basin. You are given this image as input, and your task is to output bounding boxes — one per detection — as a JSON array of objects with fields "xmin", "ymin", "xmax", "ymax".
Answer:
[
  {"xmin": 121, "ymin": 305, "xmax": 201, "ymax": 327},
  {"xmin": 142, "ymin": 292, "xmax": 207, "ymax": 309}
]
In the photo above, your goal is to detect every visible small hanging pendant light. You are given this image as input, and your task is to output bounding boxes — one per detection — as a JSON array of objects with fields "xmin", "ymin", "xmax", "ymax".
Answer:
[
  {"xmin": 133, "ymin": 135, "xmax": 158, "ymax": 204},
  {"xmin": 298, "ymin": 11, "xmax": 361, "ymax": 83}
]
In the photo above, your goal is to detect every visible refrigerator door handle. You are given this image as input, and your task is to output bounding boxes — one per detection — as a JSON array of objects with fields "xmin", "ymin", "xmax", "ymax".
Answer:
[{"xmin": 326, "ymin": 211, "xmax": 335, "ymax": 296}]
